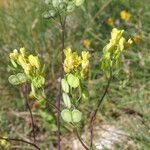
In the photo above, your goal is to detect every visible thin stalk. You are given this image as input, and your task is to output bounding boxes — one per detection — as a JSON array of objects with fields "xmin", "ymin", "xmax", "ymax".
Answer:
[
  {"xmin": 23, "ymin": 85, "xmax": 36, "ymax": 143},
  {"xmin": 75, "ymin": 127, "xmax": 89, "ymax": 150},
  {"xmin": 0, "ymin": 136, "xmax": 41, "ymax": 150},
  {"xmin": 89, "ymin": 72, "xmax": 112, "ymax": 149},
  {"xmin": 57, "ymin": 14, "xmax": 66, "ymax": 150},
  {"xmin": 44, "ymin": 98, "xmax": 61, "ymax": 113},
  {"xmin": 26, "ymin": 99, "xmax": 36, "ymax": 143}
]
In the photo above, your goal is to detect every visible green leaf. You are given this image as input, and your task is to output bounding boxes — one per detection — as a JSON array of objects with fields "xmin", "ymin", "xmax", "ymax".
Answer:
[
  {"xmin": 8, "ymin": 75, "xmax": 20, "ymax": 85},
  {"xmin": 61, "ymin": 79, "xmax": 69, "ymax": 93},
  {"xmin": 61, "ymin": 109, "xmax": 72, "ymax": 123},
  {"xmin": 67, "ymin": 74, "xmax": 79, "ymax": 88},
  {"xmin": 10, "ymin": 59, "xmax": 17, "ymax": 68},
  {"xmin": 72, "ymin": 109, "xmax": 82, "ymax": 123},
  {"xmin": 63, "ymin": 93, "xmax": 71, "ymax": 108}
]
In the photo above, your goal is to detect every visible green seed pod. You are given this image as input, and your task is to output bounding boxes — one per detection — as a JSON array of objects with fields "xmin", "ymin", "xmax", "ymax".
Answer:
[
  {"xmin": 48, "ymin": 10, "xmax": 56, "ymax": 17},
  {"xmin": 67, "ymin": 2, "xmax": 75, "ymax": 13},
  {"xmin": 8, "ymin": 75, "xmax": 20, "ymax": 85},
  {"xmin": 67, "ymin": 74, "xmax": 79, "ymax": 88},
  {"xmin": 72, "ymin": 109, "xmax": 82, "ymax": 123},
  {"xmin": 52, "ymin": 0, "xmax": 59, "ymax": 7},
  {"xmin": 63, "ymin": 93, "xmax": 71, "ymax": 108},
  {"xmin": 61, "ymin": 109, "xmax": 72, "ymax": 122},
  {"xmin": 74, "ymin": 0, "xmax": 84, "ymax": 6},
  {"xmin": 59, "ymin": 2, "xmax": 67, "ymax": 10},
  {"xmin": 61, "ymin": 78, "xmax": 69, "ymax": 93},
  {"xmin": 17, "ymin": 73, "xmax": 27, "ymax": 83},
  {"xmin": 43, "ymin": 12, "xmax": 51, "ymax": 19},
  {"xmin": 45, "ymin": 0, "xmax": 52, "ymax": 5}
]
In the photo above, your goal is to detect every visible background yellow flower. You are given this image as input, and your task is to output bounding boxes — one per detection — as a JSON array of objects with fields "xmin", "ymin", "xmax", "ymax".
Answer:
[
  {"xmin": 120, "ymin": 10, "xmax": 131, "ymax": 20},
  {"xmin": 106, "ymin": 17, "xmax": 114, "ymax": 26}
]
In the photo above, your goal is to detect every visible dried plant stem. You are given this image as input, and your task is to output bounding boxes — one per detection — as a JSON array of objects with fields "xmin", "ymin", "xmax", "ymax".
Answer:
[
  {"xmin": 89, "ymin": 73, "xmax": 112, "ymax": 149},
  {"xmin": 0, "ymin": 136, "xmax": 41, "ymax": 150}
]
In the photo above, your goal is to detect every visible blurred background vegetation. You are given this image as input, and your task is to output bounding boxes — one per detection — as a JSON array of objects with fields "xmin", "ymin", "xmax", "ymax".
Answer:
[{"xmin": 0, "ymin": 0, "xmax": 150, "ymax": 149}]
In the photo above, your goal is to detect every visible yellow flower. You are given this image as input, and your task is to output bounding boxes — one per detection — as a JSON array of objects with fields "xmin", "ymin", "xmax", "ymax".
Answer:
[
  {"xmin": 28, "ymin": 55, "xmax": 40, "ymax": 69},
  {"xmin": 18, "ymin": 55, "xmax": 26, "ymax": 67},
  {"xmin": 23, "ymin": 63, "xmax": 32, "ymax": 75},
  {"xmin": 120, "ymin": 10, "xmax": 131, "ymax": 20},
  {"xmin": 0, "ymin": 138, "xmax": 10, "ymax": 148},
  {"xmin": 64, "ymin": 48, "xmax": 81, "ymax": 73},
  {"xmin": 125, "ymin": 38, "xmax": 133, "ymax": 49},
  {"xmin": 20, "ymin": 47, "xmax": 26, "ymax": 57},
  {"xmin": 118, "ymin": 37, "xmax": 126, "ymax": 51},
  {"xmin": 64, "ymin": 48, "xmax": 72, "ymax": 57},
  {"xmin": 111, "ymin": 28, "xmax": 124, "ymax": 44},
  {"xmin": 105, "ymin": 28, "xmax": 124, "ymax": 52},
  {"xmin": 9, "ymin": 49, "xmax": 19, "ymax": 60},
  {"xmin": 101, "ymin": 28, "xmax": 133, "ymax": 71},
  {"xmin": 83, "ymin": 39, "xmax": 92, "ymax": 47},
  {"xmin": 18, "ymin": 55, "xmax": 32, "ymax": 74},
  {"xmin": 133, "ymin": 34, "xmax": 142, "ymax": 43},
  {"xmin": 106, "ymin": 17, "xmax": 114, "ymax": 27},
  {"xmin": 82, "ymin": 51, "xmax": 90, "ymax": 61},
  {"xmin": 81, "ymin": 51, "xmax": 90, "ymax": 77}
]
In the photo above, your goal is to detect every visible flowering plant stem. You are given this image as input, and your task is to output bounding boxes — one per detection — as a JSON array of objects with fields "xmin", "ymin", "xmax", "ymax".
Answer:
[
  {"xmin": 57, "ymin": 14, "xmax": 66, "ymax": 150},
  {"xmin": 89, "ymin": 70, "xmax": 112, "ymax": 149}
]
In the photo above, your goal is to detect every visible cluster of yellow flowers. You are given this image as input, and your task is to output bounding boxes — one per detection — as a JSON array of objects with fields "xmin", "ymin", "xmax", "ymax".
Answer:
[
  {"xmin": 9, "ymin": 47, "xmax": 45, "ymax": 100},
  {"xmin": 101, "ymin": 28, "xmax": 133, "ymax": 71},
  {"xmin": 105, "ymin": 28, "xmax": 133, "ymax": 52},
  {"xmin": 63, "ymin": 48, "xmax": 90, "ymax": 77},
  {"xmin": 9, "ymin": 47, "xmax": 40, "ymax": 75}
]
